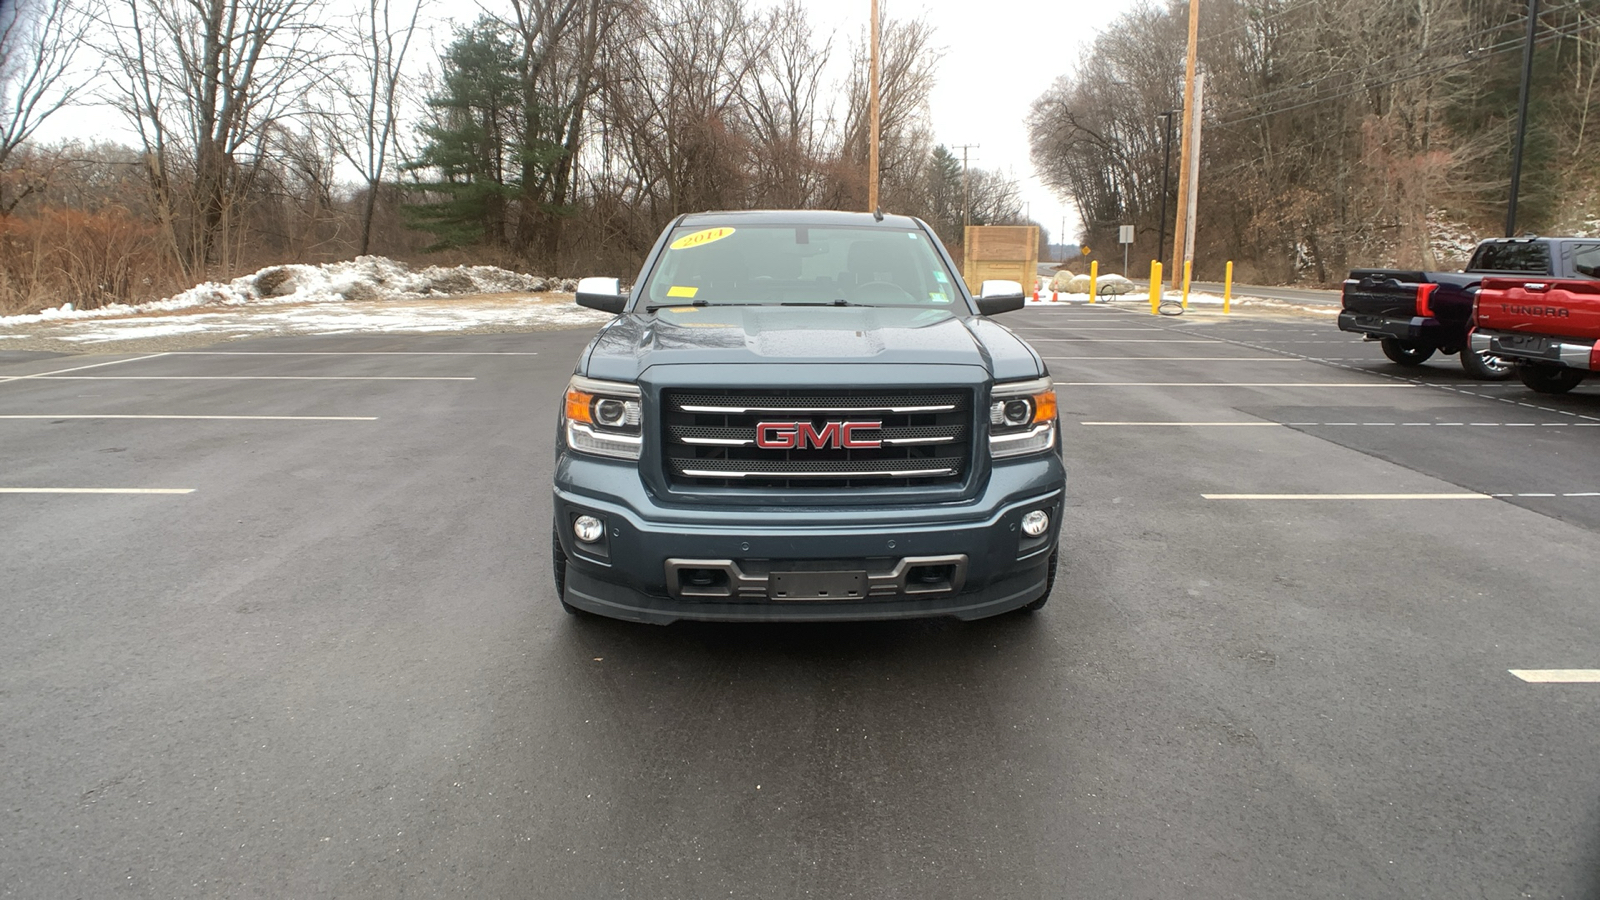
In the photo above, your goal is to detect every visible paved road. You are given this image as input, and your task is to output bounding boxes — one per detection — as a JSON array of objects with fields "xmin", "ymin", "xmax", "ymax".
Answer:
[{"xmin": 2, "ymin": 313, "xmax": 1598, "ymax": 898}]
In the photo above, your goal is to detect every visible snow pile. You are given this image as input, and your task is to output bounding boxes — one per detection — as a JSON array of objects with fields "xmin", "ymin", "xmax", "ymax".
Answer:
[
  {"xmin": 1095, "ymin": 273, "xmax": 1136, "ymax": 294},
  {"xmin": 0, "ymin": 256, "xmax": 580, "ymax": 327}
]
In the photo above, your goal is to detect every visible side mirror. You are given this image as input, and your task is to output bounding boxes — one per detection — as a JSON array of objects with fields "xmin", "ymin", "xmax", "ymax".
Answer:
[
  {"xmin": 576, "ymin": 277, "xmax": 626, "ymax": 314},
  {"xmin": 976, "ymin": 279, "xmax": 1026, "ymax": 316}
]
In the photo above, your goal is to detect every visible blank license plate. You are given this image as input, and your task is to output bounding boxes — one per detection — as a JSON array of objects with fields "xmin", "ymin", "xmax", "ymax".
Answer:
[
  {"xmin": 769, "ymin": 570, "xmax": 867, "ymax": 601},
  {"xmin": 1493, "ymin": 335, "xmax": 1555, "ymax": 357}
]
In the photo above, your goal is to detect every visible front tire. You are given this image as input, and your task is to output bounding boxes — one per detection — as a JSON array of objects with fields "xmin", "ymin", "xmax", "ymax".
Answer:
[
  {"xmin": 1380, "ymin": 338, "xmax": 1435, "ymax": 366},
  {"xmin": 1021, "ymin": 550, "xmax": 1058, "ymax": 613},
  {"xmin": 1460, "ymin": 348, "xmax": 1515, "ymax": 380},
  {"xmin": 1516, "ymin": 364, "xmax": 1587, "ymax": 394}
]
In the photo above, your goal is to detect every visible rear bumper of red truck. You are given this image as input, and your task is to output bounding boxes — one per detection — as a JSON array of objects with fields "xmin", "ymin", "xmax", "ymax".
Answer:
[{"xmin": 1470, "ymin": 329, "xmax": 1600, "ymax": 371}]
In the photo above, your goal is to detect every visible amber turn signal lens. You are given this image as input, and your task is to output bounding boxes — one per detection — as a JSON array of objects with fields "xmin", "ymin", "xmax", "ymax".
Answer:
[
  {"xmin": 565, "ymin": 389, "xmax": 595, "ymax": 424},
  {"xmin": 1031, "ymin": 388, "xmax": 1057, "ymax": 423}
]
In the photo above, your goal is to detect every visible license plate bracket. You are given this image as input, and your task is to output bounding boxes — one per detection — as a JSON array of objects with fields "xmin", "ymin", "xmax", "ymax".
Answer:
[
  {"xmin": 769, "ymin": 570, "xmax": 868, "ymax": 601},
  {"xmin": 1492, "ymin": 334, "xmax": 1556, "ymax": 358}
]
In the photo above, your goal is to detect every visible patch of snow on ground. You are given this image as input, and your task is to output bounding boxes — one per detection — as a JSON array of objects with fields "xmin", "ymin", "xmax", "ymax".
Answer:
[
  {"xmin": 0, "ymin": 257, "xmax": 579, "ymax": 327},
  {"xmin": 0, "ymin": 256, "xmax": 611, "ymax": 344}
]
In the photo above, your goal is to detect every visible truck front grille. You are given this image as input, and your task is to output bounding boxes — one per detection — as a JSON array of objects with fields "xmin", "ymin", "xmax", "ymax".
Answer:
[{"xmin": 661, "ymin": 388, "xmax": 973, "ymax": 489}]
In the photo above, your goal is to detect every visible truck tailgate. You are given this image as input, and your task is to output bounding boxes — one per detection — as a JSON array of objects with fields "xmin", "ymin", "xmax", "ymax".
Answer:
[
  {"xmin": 1475, "ymin": 278, "xmax": 1600, "ymax": 341},
  {"xmin": 1342, "ymin": 269, "xmax": 1429, "ymax": 318}
]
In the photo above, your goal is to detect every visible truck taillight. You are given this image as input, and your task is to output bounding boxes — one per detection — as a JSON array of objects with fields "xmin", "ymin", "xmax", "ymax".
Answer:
[
  {"xmin": 1415, "ymin": 283, "xmax": 1438, "ymax": 318},
  {"xmin": 1591, "ymin": 342, "xmax": 1600, "ymax": 372}
]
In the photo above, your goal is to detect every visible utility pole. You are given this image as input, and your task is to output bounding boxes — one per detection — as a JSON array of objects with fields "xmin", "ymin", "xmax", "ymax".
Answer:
[
  {"xmin": 1158, "ymin": 109, "xmax": 1184, "ymax": 267},
  {"xmin": 954, "ymin": 144, "xmax": 979, "ymax": 228},
  {"xmin": 868, "ymin": 0, "xmax": 880, "ymax": 212},
  {"xmin": 1181, "ymin": 73, "xmax": 1205, "ymax": 278},
  {"xmin": 1506, "ymin": 0, "xmax": 1539, "ymax": 237},
  {"xmin": 1169, "ymin": 0, "xmax": 1201, "ymax": 288}
]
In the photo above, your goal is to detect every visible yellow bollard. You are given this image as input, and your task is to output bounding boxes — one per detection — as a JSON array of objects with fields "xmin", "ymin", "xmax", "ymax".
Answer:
[
  {"xmin": 1148, "ymin": 261, "xmax": 1162, "ymax": 315},
  {"xmin": 1224, "ymin": 260, "xmax": 1233, "ymax": 314},
  {"xmin": 1182, "ymin": 260, "xmax": 1192, "ymax": 311},
  {"xmin": 1088, "ymin": 260, "xmax": 1098, "ymax": 304}
]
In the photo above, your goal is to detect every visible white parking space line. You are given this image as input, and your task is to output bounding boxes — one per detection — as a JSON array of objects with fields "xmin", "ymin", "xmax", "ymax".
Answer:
[
  {"xmin": 1026, "ymin": 339, "xmax": 1220, "ymax": 343},
  {"xmin": 166, "ymin": 351, "xmax": 539, "ymax": 356},
  {"xmin": 0, "ymin": 487, "xmax": 195, "ymax": 495},
  {"xmin": 1057, "ymin": 382, "xmax": 1417, "ymax": 387},
  {"xmin": 0, "ymin": 353, "xmax": 171, "ymax": 384},
  {"xmin": 1044, "ymin": 356, "xmax": 1293, "ymax": 361},
  {"xmin": 1202, "ymin": 493, "xmax": 1491, "ymax": 500},
  {"xmin": 29, "ymin": 376, "xmax": 476, "ymax": 381},
  {"xmin": 0, "ymin": 415, "xmax": 378, "ymax": 421},
  {"xmin": 1081, "ymin": 421, "xmax": 1281, "ymax": 426},
  {"xmin": 1489, "ymin": 492, "xmax": 1600, "ymax": 498},
  {"xmin": 1085, "ymin": 420, "xmax": 1598, "ymax": 428},
  {"xmin": 1510, "ymin": 670, "xmax": 1600, "ymax": 683}
]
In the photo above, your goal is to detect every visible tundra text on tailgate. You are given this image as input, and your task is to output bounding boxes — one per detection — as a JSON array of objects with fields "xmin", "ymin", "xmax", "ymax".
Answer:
[{"xmin": 550, "ymin": 210, "xmax": 1066, "ymax": 624}]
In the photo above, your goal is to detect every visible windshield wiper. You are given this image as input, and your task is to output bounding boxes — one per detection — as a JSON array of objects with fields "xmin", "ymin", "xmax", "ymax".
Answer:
[
  {"xmin": 780, "ymin": 298, "xmax": 855, "ymax": 307},
  {"xmin": 643, "ymin": 298, "xmax": 709, "ymax": 311}
]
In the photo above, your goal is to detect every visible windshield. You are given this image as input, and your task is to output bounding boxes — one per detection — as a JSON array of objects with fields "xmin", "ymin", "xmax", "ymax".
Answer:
[{"xmin": 639, "ymin": 224, "xmax": 963, "ymax": 308}]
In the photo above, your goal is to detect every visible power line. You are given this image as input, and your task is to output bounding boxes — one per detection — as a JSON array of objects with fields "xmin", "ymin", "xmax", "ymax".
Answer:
[
  {"xmin": 1216, "ymin": 0, "xmax": 1588, "ymax": 114},
  {"xmin": 1214, "ymin": 17, "xmax": 1597, "ymax": 128}
]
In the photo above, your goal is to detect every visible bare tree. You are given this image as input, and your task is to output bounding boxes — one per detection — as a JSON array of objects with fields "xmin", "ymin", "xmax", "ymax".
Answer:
[
  {"xmin": 1, "ymin": 0, "xmax": 98, "ymax": 212},
  {"xmin": 327, "ymin": 0, "xmax": 426, "ymax": 256},
  {"xmin": 99, "ymin": 0, "xmax": 323, "ymax": 275},
  {"xmin": 739, "ymin": 0, "xmax": 836, "ymax": 208},
  {"xmin": 836, "ymin": 11, "xmax": 940, "ymax": 213}
]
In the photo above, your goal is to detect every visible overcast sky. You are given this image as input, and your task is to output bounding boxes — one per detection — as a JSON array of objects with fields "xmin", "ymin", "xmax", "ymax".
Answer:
[{"xmin": 776, "ymin": 0, "xmax": 1131, "ymax": 243}]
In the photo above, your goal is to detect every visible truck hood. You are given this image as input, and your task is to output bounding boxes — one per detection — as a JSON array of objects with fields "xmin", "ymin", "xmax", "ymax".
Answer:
[{"xmin": 578, "ymin": 306, "xmax": 1044, "ymax": 382}]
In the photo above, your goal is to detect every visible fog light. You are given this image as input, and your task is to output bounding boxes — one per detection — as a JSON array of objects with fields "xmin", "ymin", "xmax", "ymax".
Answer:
[
  {"xmin": 1021, "ymin": 510, "xmax": 1050, "ymax": 537},
  {"xmin": 573, "ymin": 515, "xmax": 604, "ymax": 543}
]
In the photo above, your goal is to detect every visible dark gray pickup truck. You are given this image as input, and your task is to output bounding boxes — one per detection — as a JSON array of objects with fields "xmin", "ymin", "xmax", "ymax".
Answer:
[
  {"xmin": 550, "ymin": 210, "xmax": 1066, "ymax": 624},
  {"xmin": 1338, "ymin": 236, "xmax": 1600, "ymax": 379}
]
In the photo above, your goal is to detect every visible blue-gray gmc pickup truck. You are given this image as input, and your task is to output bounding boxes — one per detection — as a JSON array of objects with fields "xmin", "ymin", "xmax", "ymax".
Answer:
[{"xmin": 551, "ymin": 210, "xmax": 1066, "ymax": 624}]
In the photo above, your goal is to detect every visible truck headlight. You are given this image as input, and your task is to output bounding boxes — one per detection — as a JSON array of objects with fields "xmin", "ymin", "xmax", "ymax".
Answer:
[
  {"xmin": 989, "ymin": 376, "xmax": 1057, "ymax": 459},
  {"xmin": 564, "ymin": 375, "xmax": 643, "ymax": 460}
]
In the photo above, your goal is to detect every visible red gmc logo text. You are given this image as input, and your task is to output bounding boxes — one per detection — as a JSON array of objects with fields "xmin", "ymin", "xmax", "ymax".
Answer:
[{"xmin": 755, "ymin": 421, "xmax": 882, "ymax": 450}]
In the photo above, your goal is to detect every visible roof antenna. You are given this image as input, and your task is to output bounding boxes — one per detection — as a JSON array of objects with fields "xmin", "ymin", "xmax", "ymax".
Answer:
[{"xmin": 873, "ymin": 207, "xmax": 884, "ymax": 222}]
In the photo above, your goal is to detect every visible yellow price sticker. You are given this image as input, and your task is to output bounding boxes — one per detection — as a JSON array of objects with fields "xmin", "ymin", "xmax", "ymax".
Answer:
[
  {"xmin": 670, "ymin": 227, "xmax": 735, "ymax": 250},
  {"xmin": 667, "ymin": 285, "xmax": 699, "ymax": 298}
]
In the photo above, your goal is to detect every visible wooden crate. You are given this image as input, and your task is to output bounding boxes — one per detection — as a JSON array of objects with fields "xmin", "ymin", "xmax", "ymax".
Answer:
[{"xmin": 962, "ymin": 225, "xmax": 1039, "ymax": 294}]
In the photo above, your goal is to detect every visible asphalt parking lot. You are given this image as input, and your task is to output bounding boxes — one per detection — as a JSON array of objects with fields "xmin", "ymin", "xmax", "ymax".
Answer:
[{"xmin": 2, "ymin": 306, "xmax": 1598, "ymax": 898}]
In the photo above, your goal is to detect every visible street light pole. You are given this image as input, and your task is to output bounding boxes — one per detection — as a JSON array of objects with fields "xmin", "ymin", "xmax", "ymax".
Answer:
[{"xmin": 1506, "ymin": 0, "xmax": 1539, "ymax": 237}]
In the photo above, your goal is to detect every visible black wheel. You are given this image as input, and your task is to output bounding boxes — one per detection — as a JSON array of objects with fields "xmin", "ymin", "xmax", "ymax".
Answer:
[
  {"xmin": 1460, "ymin": 348, "xmax": 1515, "ymax": 381},
  {"xmin": 1380, "ymin": 338, "xmax": 1435, "ymax": 366},
  {"xmin": 1021, "ymin": 550, "xmax": 1058, "ymax": 613},
  {"xmin": 1516, "ymin": 364, "xmax": 1586, "ymax": 394},
  {"xmin": 552, "ymin": 524, "xmax": 586, "ymax": 616}
]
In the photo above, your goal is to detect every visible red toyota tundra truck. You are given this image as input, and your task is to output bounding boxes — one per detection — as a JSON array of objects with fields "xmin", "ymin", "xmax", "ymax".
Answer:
[{"xmin": 1471, "ymin": 277, "xmax": 1600, "ymax": 393}]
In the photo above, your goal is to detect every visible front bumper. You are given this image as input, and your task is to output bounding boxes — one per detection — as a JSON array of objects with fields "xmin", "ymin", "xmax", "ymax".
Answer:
[
  {"xmin": 1470, "ymin": 329, "xmax": 1598, "ymax": 371},
  {"xmin": 1337, "ymin": 310, "xmax": 1443, "ymax": 344},
  {"xmin": 553, "ymin": 453, "xmax": 1065, "ymax": 624}
]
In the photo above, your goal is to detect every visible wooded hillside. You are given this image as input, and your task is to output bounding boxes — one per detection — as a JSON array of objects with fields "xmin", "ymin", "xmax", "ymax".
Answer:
[{"xmin": 1029, "ymin": 0, "xmax": 1599, "ymax": 284}]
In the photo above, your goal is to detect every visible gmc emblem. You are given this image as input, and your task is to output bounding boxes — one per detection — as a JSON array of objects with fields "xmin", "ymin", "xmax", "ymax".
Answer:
[{"xmin": 756, "ymin": 421, "xmax": 882, "ymax": 450}]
